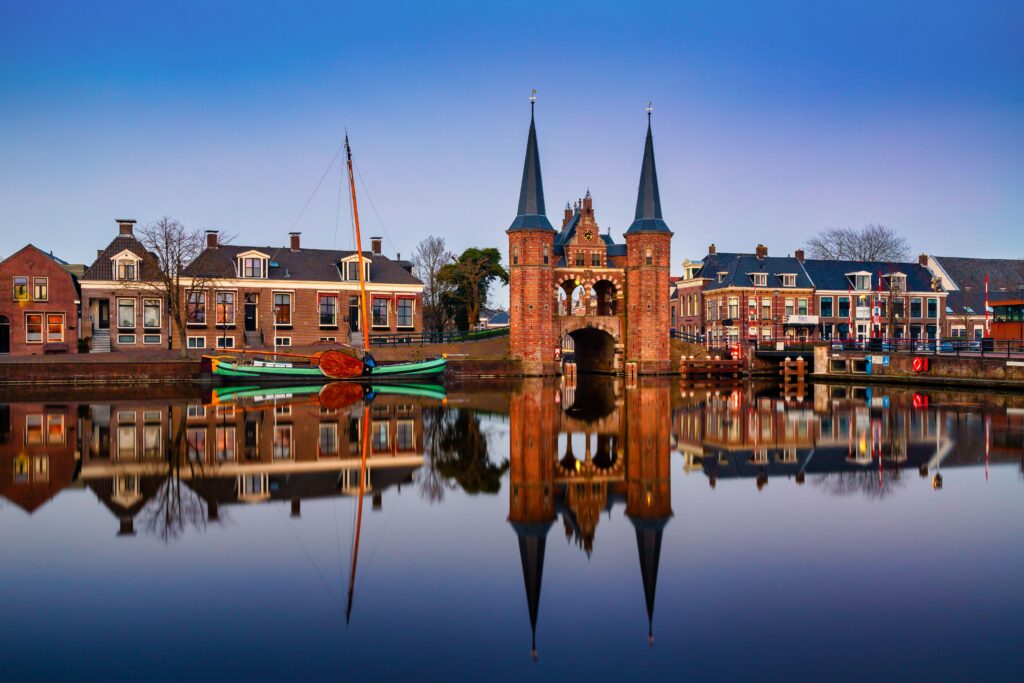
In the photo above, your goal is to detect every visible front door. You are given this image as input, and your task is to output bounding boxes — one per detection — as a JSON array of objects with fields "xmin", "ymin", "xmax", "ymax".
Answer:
[
  {"xmin": 98, "ymin": 300, "xmax": 110, "ymax": 330},
  {"xmin": 244, "ymin": 294, "xmax": 258, "ymax": 332},
  {"xmin": 348, "ymin": 298, "xmax": 360, "ymax": 333},
  {"xmin": 0, "ymin": 316, "xmax": 9, "ymax": 354}
]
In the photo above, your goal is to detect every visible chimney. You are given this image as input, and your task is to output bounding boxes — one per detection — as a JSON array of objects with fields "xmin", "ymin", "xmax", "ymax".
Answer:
[
  {"xmin": 370, "ymin": 236, "xmax": 382, "ymax": 255},
  {"xmin": 289, "ymin": 232, "xmax": 301, "ymax": 251},
  {"xmin": 97, "ymin": 249, "xmax": 103, "ymax": 259},
  {"xmin": 918, "ymin": 253, "xmax": 928, "ymax": 266},
  {"xmin": 755, "ymin": 244, "xmax": 768, "ymax": 260},
  {"xmin": 206, "ymin": 230, "xmax": 219, "ymax": 248},
  {"xmin": 563, "ymin": 203, "xmax": 573, "ymax": 227},
  {"xmin": 795, "ymin": 248, "xmax": 805, "ymax": 263},
  {"xmin": 708, "ymin": 243, "xmax": 716, "ymax": 255},
  {"xmin": 116, "ymin": 218, "xmax": 136, "ymax": 236}
]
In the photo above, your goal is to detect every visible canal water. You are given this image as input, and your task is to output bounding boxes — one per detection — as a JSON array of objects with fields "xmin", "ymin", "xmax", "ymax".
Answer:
[{"xmin": 1, "ymin": 378, "xmax": 1022, "ymax": 681}]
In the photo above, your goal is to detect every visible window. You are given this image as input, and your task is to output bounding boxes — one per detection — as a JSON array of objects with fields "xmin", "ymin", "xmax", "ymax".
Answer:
[
  {"xmin": 187, "ymin": 291, "xmax": 206, "ymax": 324},
  {"xmin": 591, "ymin": 252, "xmax": 601, "ymax": 267},
  {"xmin": 117, "ymin": 425, "xmax": 137, "ymax": 460},
  {"xmin": 13, "ymin": 276, "xmax": 29, "ymax": 301},
  {"xmin": 752, "ymin": 273, "xmax": 767, "ymax": 287},
  {"xmin": 397, "ymin": 298, "xmax": 414, "ymax": 328},
  {"xmin": 46, "ymin": 314, "xmax": 64, "ymax": 342},
  {"xmin": 785, "ymin": 298, "xmax": 795, "ymax": 316},
  {"xmin": 45, "ymin": 414, "xmax": 64, "ymax": 445},
  {"xmin": 187, "ymin": 428, "xmax": 206, "ymax": 461},
  {"xmin": 215, "ymin": 291, "xmax": 235, "ymax": 325},
  {"xmin": 855, "ymin": 274, "xmax": 871, "ymax": 291},
  {"xmin": 543, "ymin": 244, "xmax": 549, "ymax": 265},
  {"xmin": 319, "ymin": 423, "xmax": 338, "ymax": 457},
  {"xmin": 216, "ymin": 427, "xmax": 236, "ymax": 461},
  {"xmin": 242, "ymin": 257, "xmax": 263, "ymax": 278},
  {"xmin": 926, "ymin": 298, "xmax": 938, "ymax": 319},
  {"xmin": 25, "ymin": 313, "xmax": 42, "ymax": 343},
  {"xmin": 117, "ymin": 298, "xmax": 136, "ymax": 329},
  {"xmin": 910, "ymin": 297, "xmax": 923, "ymax": 318},
  {"xmin": 512, "ymin": 245, "xmax": 519, "ymax": 265},
  {"xmin": 371, "ymin": 421, "xmax": 389, "ymax": 452},
  {"xmin": 187, "ymin": 336, "xmax": 207, "ymax": 349},
  {"xmin": 717, "ymin": 272, "xmax": 727, "ymax": 283},
  {"xmin": 645, "ymin": 247, "xmax": 653, "ymax": 265},
  {"xmin": 143, "ymin": 334, "xmax": 161, "ymax": 345},
  {"xmin": 892, "ymin": 298, "xmax": 905, "ymax": 318},
  {"xmin": 951, "ymin": 326, "xmax": 966, "ymax": 338},
  {"xmin": 727, "ymin": 297, "xmax": 739, "ymax": 320},
  {"xmin": 574, "ymin": 251, "xmax": 584, "ymax": 266},
  {"xmin": 396, "ymin": 421, "xmax": 415, "ymax": 451},
  {"xmin": 274, "ymin": 337, "xmax": 291, "ymax": 347},
  {"xmin": 273, "ymin": 292, "xmax": 291, "ymax": 325},
  {"xmin": 820, "ymin": 296, "xmax": 833, "ymax": 318},
  {"xmin": 25, "ymin": 415, "xmax": 43, "ymax": 445},
  {"xmin": 344, "ymin": 261, "xmax": 371, "ymax": 282},
  {"xmin": 798, "ymin": 298, "xmax": 808, "ymax": 316},
  {"xmin": 372, "ymin": 298, "xmax": 389, "ymax": 328},
  {"xmin": 186, "ymin": 404, "xmax": 206, "ymax": 420},
  {"xmin": 143, "ymin": 298, "xmax": 161, "ymax": 329},
  {"xmin": 838, "ymin": 296, "xmax": 850, "ymax": 319},
  {"xmin": 273, "ymin": 425, "xmax": 293, "ymax": 460},
  {"xmin": 33, "ymin": 277, "xmax": 48, "ymax": 301},
  {"xmin": 215, "ymin": 336, "xmax": 235, "ymax": 349},
  {"xmin": 143, "ymin": 424, "xmax": 161, "ymax": 459},
  {"xmin": 117, "ymin": 259, "xmax": 137, "ymax": 281},
  {"xmin": 117, "ymin": 334, "xmax": 136, "ymax": 344},
  {"xmin": 782, "ymin": 274, "xmax": 796, "ymax": 287},
  {"xmin": 319, "ymin": 293, "xmax": 338, "ymax": 326},
  {"xmin": 761, "ymin": 298, "xmax": 772, "ymax": 319}
]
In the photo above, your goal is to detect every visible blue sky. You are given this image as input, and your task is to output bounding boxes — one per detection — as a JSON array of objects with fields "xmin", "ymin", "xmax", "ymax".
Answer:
[{"xmin": 2, "ymin": 1, "xmax": 1022, "ymax": 279}]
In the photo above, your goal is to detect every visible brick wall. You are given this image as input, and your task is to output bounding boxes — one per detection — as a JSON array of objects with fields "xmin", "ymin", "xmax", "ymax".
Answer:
[
  {"xmin": 624, "ymin": 233, "xmax": 672, "ymax": 373},
  {"xmin": 508, "ymin": 230, "xmax": 558, "ymax": 375},
  {"xmin": 0, "ymin": 245, "xmax": 81, "ymax": 356}
]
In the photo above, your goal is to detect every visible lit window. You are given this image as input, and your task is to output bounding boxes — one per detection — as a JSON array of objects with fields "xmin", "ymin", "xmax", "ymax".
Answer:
[
  {"xmin": 25, "ymin": 414, "xmax": 43, "ymax": 445},
  {"xmin": 25, "ymin": 313, "xmax": 42, "ymax": 343},
  {"xmin": 13, "ymin": 276, "xmax": 29, "ymax": 301},
  {"xmin": 187, "ymin": 291, "xmax": 206, "ymax": 324},
  {"xmin": 273, "ymin": 293, "xmax": 291, "ymax": 325},
  {"xmin": 46, "ymin": 414, "xmax": 65, "ymax": 444},
  {"xmin": 46, "ymin": 314, "xmax": 64, "ymax": 342},
  {"xmin": 216, "ymin": 426, "xmax": 236, "ymax": 461},
  {"xmin": 215, "ymin": 291, "xmax": 235, "ymax": 325},
  {"xmin": 187, "ymin": 428, "xmax": 206, "ymax": 461},
  {"xmin": 645, "ymin": 247, "xmax": 653, "ymax": 265},
  {"xmin": 33, "ymin": 277, "xmax": 48, "ymax": 301}
]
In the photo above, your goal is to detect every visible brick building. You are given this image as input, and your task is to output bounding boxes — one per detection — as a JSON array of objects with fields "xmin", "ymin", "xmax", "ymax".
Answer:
[
  {"xmin": 507, "ymin": 101, "xmax": 673, "ymax": 375},
  {"xmin": 179, "ymin": 231, "xmax": 423, "ymax": 351},
  {"xmin": 927, "ymin": 255, "xmax": 1024, "ymax": 338},
  {"xmin": 80, "ymin": 219, "xmax": 166, "ymax": 353},
  {"xmin": 0, "ymin": 244, "xmax": 82, "ymax": 356},
  {"xmin": 0, "ymin": 401, "xmax": 80, "ymax": 513}
]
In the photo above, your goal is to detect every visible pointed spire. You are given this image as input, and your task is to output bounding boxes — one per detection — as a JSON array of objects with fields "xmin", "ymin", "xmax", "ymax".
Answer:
[
  {"xmin": 631, "ymin": 516, "xmax": 669, "ymax": 645},
  {"xmin": 509, "ymin": 91, "xmax": 554, "ymax": 232},
  {"xmin": 512, "ymin": 523, "xmax": 552, "ymax": 661},
  {"xmin": 626, "ymin": 104, "xmax": 671, "ymax": 235}
]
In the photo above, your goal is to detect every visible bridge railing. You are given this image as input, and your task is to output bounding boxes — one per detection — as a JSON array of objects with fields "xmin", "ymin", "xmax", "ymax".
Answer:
[
  {"xmin": 821, "ymin": 337, "xmax": 1024, "ymax": 358},
  {"xmin": 368, "ymin": 327, "xmax": 509, "ymax": 346}
]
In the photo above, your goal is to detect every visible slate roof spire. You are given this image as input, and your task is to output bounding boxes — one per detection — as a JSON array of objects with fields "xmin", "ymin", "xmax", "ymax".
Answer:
[
  {"xmin": 626, "ymin": 104, "xmax": 671, "ymax": 235},
  {"xmin": 509, "ymin": 91, "xmax": 554, "ymax": 232}
]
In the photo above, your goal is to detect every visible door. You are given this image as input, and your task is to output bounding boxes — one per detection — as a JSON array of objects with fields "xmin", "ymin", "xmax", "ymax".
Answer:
[
  {"xmin": 244, "ymin": 294, "xmax": 258, "ymax": 332},
  {"xmin": 348, "ymin": 297, "xmax": 360, "ymax": 332},
  {"xmin": 98, "ymin": 300, "xmax": 110, "ymax": 330},
  {"xmin": 0, "ymin": 316, "xmax": 9, "ymax": 354}
]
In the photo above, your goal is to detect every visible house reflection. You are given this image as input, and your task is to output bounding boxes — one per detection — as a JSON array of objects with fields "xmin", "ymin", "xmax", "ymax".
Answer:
[
  {"xmin": 674, "ymin": 383, "xmax": 1024, "ymax": 493},
  {"xmin": 508, "ymin": 376, "xmax": 672, "ymax": 659},
  {"xmin": 0, "ymin": 401, "xmax": 80, "ymax": 515}
]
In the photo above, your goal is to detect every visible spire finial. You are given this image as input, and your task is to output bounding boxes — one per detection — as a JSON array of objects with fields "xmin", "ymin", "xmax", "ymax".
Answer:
[
  {"xmin": 646, "ymin": 100, "xmax": 653, "ymax": 123},
  {"xmin": 530, "ymin": 89, "xmax": 537, "ymax": 114}
]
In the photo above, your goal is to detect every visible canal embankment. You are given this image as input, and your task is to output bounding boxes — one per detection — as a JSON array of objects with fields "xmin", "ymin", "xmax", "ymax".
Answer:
[{"xmin": 811, "ymin": 345, "xmax": 1024, "ymax": 390}]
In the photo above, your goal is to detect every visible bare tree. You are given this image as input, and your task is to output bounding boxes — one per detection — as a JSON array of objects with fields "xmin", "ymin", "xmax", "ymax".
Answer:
[
  {"xmin": 133, "ymin": 217, "xmax": 230, "ymax": 357},
  {"xmin": 412, "ymin": 236, "xmax": 455, "ymax": 335},
  {"xmin": 806, "ymin": 224, "xmax": 911, "ymax": 262}
]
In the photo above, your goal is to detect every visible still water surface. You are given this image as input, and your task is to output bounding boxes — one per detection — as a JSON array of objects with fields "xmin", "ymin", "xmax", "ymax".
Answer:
[{"xmin": 2, "ymin": 378, "xmax": 1023, "ymax": 681}]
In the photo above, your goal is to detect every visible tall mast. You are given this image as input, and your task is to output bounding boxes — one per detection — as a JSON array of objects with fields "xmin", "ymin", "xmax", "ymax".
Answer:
[
  {"xmin": 346, "ymin": 135, "xmax": 372, "ymax": 352},
  {"xmin": 346, "ymin": 401, "xmax": 372, "ymax": 623}
]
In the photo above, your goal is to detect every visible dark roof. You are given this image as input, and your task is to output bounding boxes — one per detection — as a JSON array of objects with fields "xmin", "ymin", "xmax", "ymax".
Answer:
[
  {"xmin": 932, "ymin": 256, "xmax": 1024, "ymax": 295},
  {"xmin": 945, "ymin": 290, "xmax": 1011, "ymax": 316},
  {"xmin": 800, "ymin": 259, "xmax": 936, "ymax": 292},
  {"xmin": 487, "ymin": 311, "xmax": 510, "ymax": 325},
  {"xmin": 701, "ymin": 253, "xmax": 813, "ymax": 291},
  {"xmin": 82, "ymin": 234, "xmax": 162, "ymax": 281},
  {"xmin": 509, "ymin": 106, "xmax": 554, "ymax": 232},
  {"xmin": 625, "ymin": 119, "xmax": 671, "ymax": 235},
  {"xmin": 553, "ymin": 208, "xmax": 581, "ymax": 250},
  {"xmin": 182, "ymin": 244, "xmax": 422, "ymax": 285}
]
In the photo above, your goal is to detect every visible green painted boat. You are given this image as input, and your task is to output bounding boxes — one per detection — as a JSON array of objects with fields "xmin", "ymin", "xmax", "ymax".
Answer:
[
  {"xmin": 207, "ymin": 354, "xmax": 446, "ymax": 381},
  {"xmin": 210, "ymin": 381, "xmax": 447, "ymax": 404}
]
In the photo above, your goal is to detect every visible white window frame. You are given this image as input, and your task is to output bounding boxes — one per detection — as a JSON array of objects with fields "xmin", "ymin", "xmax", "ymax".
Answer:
[
  {"xmin": 117, "ymin": 334, "xmax": 136, "ymax": 345},
  {"xmin": 187, "ymin": 336, "xmax": 207, "ymax": 349},
  {"xmin": 396, "ymin": 297, "xmax": 415, "ymax": 329},
  {"xmin": 215, "ymin": 335, "xmax": 235, "ymax": 349},
  {"xmin": 371, "ymin": 296, "xmax": 390, "ymax": 328},
  {"xmin": 142, "ymin": 298, "xmax": 162, "ymax": 330},
  {"xmin": 751, "ymin": 273, "xmax": 767, "ymax": 287},
  {"xmin": 215, "ymin": 290, "xmax": 236, "ymax": 326},
  {"xmin": 46, "ymin": 313, "xmax": 65, "ymax": 343},
  {"xmin": 318, "ymin": 292, "xmax": 338, "ymax": 327},
  {"xmin": 274, "ymin": 336, "xmax": 291, "ymax": 347},
  {"xmin": 782, "ymin": 274, "xmax": 797, "ymax": 287},
  {"xmin": 117, "ymin": 297, "xmax": 136, "ymax": 330},
  {"xmin": 25, "ymin": 313, "xmax": 43, "ymax": 344},
  {"xmin": 273, "ymin": 291, "xmax": 292, "ymax": 326},
  {"xmin": 33, "ymin": 277, "xmax": 48, "ymax": 302}
]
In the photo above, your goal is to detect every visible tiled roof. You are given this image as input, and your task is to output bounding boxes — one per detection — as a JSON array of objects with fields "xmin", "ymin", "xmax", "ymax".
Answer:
[
  {"xmin": 625, "ymin": 120, "xmax": 671, "ymax": 235},
  {"xmin": 932, "ymin": 256, "xmax": 1024, "ymax": 295},
  {"xmin": 509, "ymin": 108, "xmax": 554, "ymax": 232},
  {"xmin": 82, "ymin": 234, "xmax": 163, "ymax": 281},
  {"xmin": 182, "ymin": 244, "xmax": 422, "ymax": 285},
  {"xmin": 800, "ymin": 259, "xmax": 936, "ymax": 292},
  {"xmin": 700, "ymin": 253, "xmax": 813, "ymax": 291}
]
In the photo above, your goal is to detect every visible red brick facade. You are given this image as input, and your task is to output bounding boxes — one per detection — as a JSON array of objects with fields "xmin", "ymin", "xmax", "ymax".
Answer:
[
  {"xmin": 508, "ymin": 230, "xmax": 559, "ymax": 375},
  {"xmin": 625, "ymin": 232, "xmax": 672, "ymax": 373},
  {"xmin": 0, "ymin": 245, "xmax": 81, "ymax": 356}
]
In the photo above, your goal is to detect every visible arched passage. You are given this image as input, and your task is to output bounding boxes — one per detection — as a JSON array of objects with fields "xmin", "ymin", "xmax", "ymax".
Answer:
[{"xmin": 568, "ymin": 327, "xmax": 617, "ymax": 375}]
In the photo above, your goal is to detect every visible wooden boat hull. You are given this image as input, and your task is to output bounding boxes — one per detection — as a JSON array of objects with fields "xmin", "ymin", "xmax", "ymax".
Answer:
[{"xmin": 207, "ymin": 355, "xmax": 447, "ymax": 382}]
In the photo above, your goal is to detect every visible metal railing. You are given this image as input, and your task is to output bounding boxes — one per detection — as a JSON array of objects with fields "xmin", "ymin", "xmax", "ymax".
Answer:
[
  {"xmin": 822, "ymin": 337, "xmax": 1024, "ymax": 358},
  {"xmin": 368, "ymin": 327, "xmax": 510, "ymax": 346}
]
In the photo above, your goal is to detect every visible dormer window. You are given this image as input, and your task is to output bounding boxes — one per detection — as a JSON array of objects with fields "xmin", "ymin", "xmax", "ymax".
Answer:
[
  {"xmin": 782, "ymin": 274, "xmax": 797, "ymax": 287},
  {"xmin": 243, "ymin": 257, "xmax": 263, "ymax": 278},
  {"xmin": 111, "ymin": 249, "xmax": 141, "ymax": 281},
  {"xmin": 717, "ymin": 271, "xmax": 728, "ymax": 283},
  {"xmin": 236, "ymin": 250, "xmax": 270, "ymax": 279},
  {"xmin": 751, "ymin": 273, "xmax": 768, "ymax": 287},
  {"xmin": 884, "ymin": 273, "xmax": 907, "ymax": 291},
  {"xmin": 341, "ymin": 257, "xmax": 371, "ymax": 283}
]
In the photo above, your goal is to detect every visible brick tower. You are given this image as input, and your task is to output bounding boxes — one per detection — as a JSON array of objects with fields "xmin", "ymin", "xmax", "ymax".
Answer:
[
  {"xmin": 508, "ymin": 96, "xmax": 558, "ymax": 376},
  {"xmin": 624, "ymin": 110, "xmax": 673, "ymax": 374}
]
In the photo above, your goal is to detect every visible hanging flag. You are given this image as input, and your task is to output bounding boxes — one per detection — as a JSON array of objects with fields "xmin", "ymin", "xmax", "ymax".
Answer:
[{"xmin": 985, "ymin": 273, "xmax": 991, "ymax": 336}]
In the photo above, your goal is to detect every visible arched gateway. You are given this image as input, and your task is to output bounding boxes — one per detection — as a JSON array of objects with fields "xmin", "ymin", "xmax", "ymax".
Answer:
[{"xmin": 506, "ymin": 98, "xmax": 673, "ymax": 376}]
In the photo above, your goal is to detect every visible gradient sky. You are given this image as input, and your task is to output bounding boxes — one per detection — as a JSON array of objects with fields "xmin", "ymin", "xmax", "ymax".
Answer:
[{"xmin": 2, "ymin": 1, "xmax": 1023, "ymax": 284}]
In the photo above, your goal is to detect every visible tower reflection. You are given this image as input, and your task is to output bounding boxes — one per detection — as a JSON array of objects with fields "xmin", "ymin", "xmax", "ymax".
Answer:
[{"xmin": 508, "ymin": 375, "xmax": 672, "ymax": 659}]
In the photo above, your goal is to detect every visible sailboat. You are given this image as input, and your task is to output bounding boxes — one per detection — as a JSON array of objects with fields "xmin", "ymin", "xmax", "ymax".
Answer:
[{"xmin": 208, "ymin": 135, "xmax": 446, "ymax": 381}]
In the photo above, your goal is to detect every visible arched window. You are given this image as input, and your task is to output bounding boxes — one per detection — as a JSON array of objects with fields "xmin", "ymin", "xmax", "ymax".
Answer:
[
  {"xmin": 645, "ymin": 247, "xmax": 653, "ymax": 265},
  {"xmin": 543, "ymin": 244, "xmax": 550, "ymax": 265}
]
